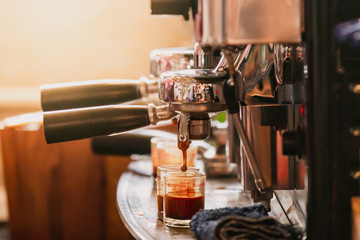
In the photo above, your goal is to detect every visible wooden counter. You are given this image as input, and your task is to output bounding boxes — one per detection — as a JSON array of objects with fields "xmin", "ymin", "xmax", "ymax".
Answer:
[{"xmin": 1, "ymin": 113, "xmax": 132, "ymax": 240}]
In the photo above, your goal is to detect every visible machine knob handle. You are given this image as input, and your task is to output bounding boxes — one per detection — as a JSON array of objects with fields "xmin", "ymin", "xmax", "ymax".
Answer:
[
  {"xmin": 91, "ymin": 129, "xmax": 177, "ymax": 155},
  {"xmin": 282, "ymin": 130, "xmax": 303, "ymax": 156},
  {"xmin": 43, "ymin": 105, "xmax": 150, "ymax": 144},
  {"xmin": 41, "ymin": 79, "xmax": 156, "ymax": 111}
]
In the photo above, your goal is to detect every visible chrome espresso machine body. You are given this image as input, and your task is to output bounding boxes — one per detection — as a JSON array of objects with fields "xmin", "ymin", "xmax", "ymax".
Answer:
[{"xmin": 41, "ymin": 1, "xmax": 360, "ymax": 239}]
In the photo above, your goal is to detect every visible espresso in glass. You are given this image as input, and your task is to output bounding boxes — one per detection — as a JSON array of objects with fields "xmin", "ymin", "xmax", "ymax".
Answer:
[
  {"xmin": 163, "ymin": 171, "xmax": 206, "ymax": 228},
  {"xmin": 164, "ymin": 192, "xmax": 204, "ymax": 220},
  {"xmin": 156, "ymin": 166, "xmax": 199, "ymax": 219}
]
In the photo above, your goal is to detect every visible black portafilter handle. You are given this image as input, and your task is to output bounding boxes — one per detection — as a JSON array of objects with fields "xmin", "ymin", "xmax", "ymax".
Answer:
[
  {"xmin": 43, "ymin": 105, "xmax": 149, "ymax": 144},
  {"xmin": 41, "ymin": 79, "xmax": 157, "ymax": 111},
  {"xmin": 91, "ymin": 129, "xmax": 177, "ymax": 155},
  {"xmin": 92, "ymin": 134, "xmax": 152, "ymax": 155},
  {"xmin": 43, "ymin": 104, "xmax": 175, "ymax": 144}
]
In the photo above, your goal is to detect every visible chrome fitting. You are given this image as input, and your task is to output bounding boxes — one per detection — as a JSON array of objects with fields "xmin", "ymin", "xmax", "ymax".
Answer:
[{"xmin": 148, "ymin": 104, "xmax": 176, "ymax": 125}]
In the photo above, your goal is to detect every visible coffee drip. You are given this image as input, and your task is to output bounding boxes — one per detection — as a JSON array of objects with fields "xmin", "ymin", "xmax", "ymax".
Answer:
[
  {"xmin": 178, "ymin": 135, "xmax": 189, "ymax": 172},
  {"xmin": 177, "ymin": 114, "xmax": 191, "ymax": 172}
]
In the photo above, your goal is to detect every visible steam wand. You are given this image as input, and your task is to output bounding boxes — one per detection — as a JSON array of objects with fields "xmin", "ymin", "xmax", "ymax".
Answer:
[{"xmin": 222, "ymin": 48, "xmax": 266, "ymax": 193}]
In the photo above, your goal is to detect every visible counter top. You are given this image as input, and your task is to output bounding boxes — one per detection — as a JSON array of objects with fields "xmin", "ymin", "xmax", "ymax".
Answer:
[{"xmin": 116, "ymin": 159, "xmax": 254, "ymax": 240}]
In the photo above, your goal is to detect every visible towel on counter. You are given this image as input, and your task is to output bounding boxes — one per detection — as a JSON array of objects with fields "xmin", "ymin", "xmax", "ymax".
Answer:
[{"xmin": 190, "ymin": 204, "xmax": 303, "ymax": 240}]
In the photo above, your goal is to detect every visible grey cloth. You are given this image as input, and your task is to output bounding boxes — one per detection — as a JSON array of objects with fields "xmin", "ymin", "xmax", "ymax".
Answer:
[{"xmin": 190, "ymin": 204, "xmax": 302, "ymax": 240}]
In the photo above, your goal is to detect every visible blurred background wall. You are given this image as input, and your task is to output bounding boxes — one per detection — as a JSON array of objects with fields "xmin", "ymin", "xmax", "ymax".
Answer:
[{"xmin": 0, "ymin": 0, "xmax": 193, "ymax": 223}]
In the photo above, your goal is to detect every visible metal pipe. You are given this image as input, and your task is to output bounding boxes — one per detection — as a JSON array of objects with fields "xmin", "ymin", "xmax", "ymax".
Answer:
[{"xmin": 231, "ymin": 112, "xmax": 266, "ymax": 192}]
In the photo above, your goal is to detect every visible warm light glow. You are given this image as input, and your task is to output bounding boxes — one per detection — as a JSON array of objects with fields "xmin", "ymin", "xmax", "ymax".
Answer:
[
  {"xmin": 2, "ymin": 112, "xmax": 42, "ymax": 128},
  {"xmin": 353, "ymin": 84, "xmax": 360, "ymax": 94},
  {"xmin": 0, "ymin": 0, "xmax": 193, "ymax": 88}
]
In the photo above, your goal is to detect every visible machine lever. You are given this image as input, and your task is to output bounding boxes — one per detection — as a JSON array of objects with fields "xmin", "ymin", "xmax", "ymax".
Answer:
[
  {"xmin": 43, "ymin": 104, "xmax": 174, "ymax": 144},
  {"xmin": 41, "ymin": 79, "xmax": 157, "ymax": 111}
]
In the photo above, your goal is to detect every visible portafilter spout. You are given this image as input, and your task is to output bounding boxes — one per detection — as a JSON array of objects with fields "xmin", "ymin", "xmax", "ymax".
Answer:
[{"xmin": 159, "ymin": 68, "xmax": 229, "ymax": 140}]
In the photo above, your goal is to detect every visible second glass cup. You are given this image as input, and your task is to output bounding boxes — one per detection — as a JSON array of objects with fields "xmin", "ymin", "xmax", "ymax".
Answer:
[
  {"xmin": 163, "ymin": 171, "xmax": 206, "ymax": 228},
  {"xmin": 151, "ymin": 137, "xmax": 198, "ymax": 177}
]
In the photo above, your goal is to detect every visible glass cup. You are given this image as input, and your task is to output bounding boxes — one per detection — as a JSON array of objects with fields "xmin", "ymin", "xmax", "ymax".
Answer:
[
  {"xmin": 156, "ymin": 166, "xmax": 199, "ymax": 220},
  {"xmin": 151, "ymin": 137, "xmax": 162, "ymax": 177},
  {"xmin": 163, "ymin": 171, "xmax": 206, "ymax": 228},
  {"xmin": 151, "ymin": 137, "xmax": 198, "ymax": 177}
]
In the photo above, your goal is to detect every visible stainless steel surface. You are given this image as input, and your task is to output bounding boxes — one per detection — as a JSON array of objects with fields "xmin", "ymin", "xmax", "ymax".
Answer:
[
  {"xmin": 177, "ymin": 112, "xmax": 211, "ymax": 141},
  {"xmin": 170, "ymin": 103, "xmax": 227, "ymax": 114},
  {"xmin": 216, "ymin": 43, "xmax": 306, "ymax": 104},
  {"xmin": 239, "ymin": 104, "xmax": 305, "ymax": 190},
  {"xmin": 194, "ymin": 43, "xmax": 213, "ymax": 69},
  {"xmin": 142, "ymin": 78, "xmax": 159, "ymax": 98},
  {"xmin": 188, "ymin": 119, "xmax": 210, "ymax": 140},
  {"xmin": 177, "ymin": 113, "xmax": 190, "ymax": 142},
  {"xmin": 204, "ymin": 155, "xmax": 238, "ymax": 178},
  {"xmin": 150, "ymin": 48, "xmax": 194, "ymax": 78},
  {"xmin": 158, "ymin": 67, "xmax": 229, "ymax": 140},
  {"xmin": 213, "ymin": 54, "xmax": 228, "ymax": 72},
  {"xmin": 234, "ymin": 44, "xmax": 277, "ymax": 104},
  {"xmin": 159, "ymin": 69, "xmax": 228, "ymax": 113},
  {"xmin": 148, "ymin": 104, "xmax": 176, "ymax": 125},
  {"xmin": 198, "ymin": 0, "xmax": 302, "ymax": 45},
  {"xmin": 224, "ymin": 43, "xmax": 306, "ymax": 194},
  {"xmin": 274, "ymin": 44, "xmax": 306, "ymax": 104}
]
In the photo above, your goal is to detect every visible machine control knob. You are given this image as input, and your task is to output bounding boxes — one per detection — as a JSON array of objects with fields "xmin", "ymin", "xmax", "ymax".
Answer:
[{"xmin": 282, "ymin": 129, "xmax": 303, "ymax": 156}]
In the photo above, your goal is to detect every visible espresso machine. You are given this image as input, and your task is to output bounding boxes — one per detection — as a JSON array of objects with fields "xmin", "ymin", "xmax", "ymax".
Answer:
[{"xmin": 40, "ymin": 0, "xmax": 360, "ymax": 239}]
